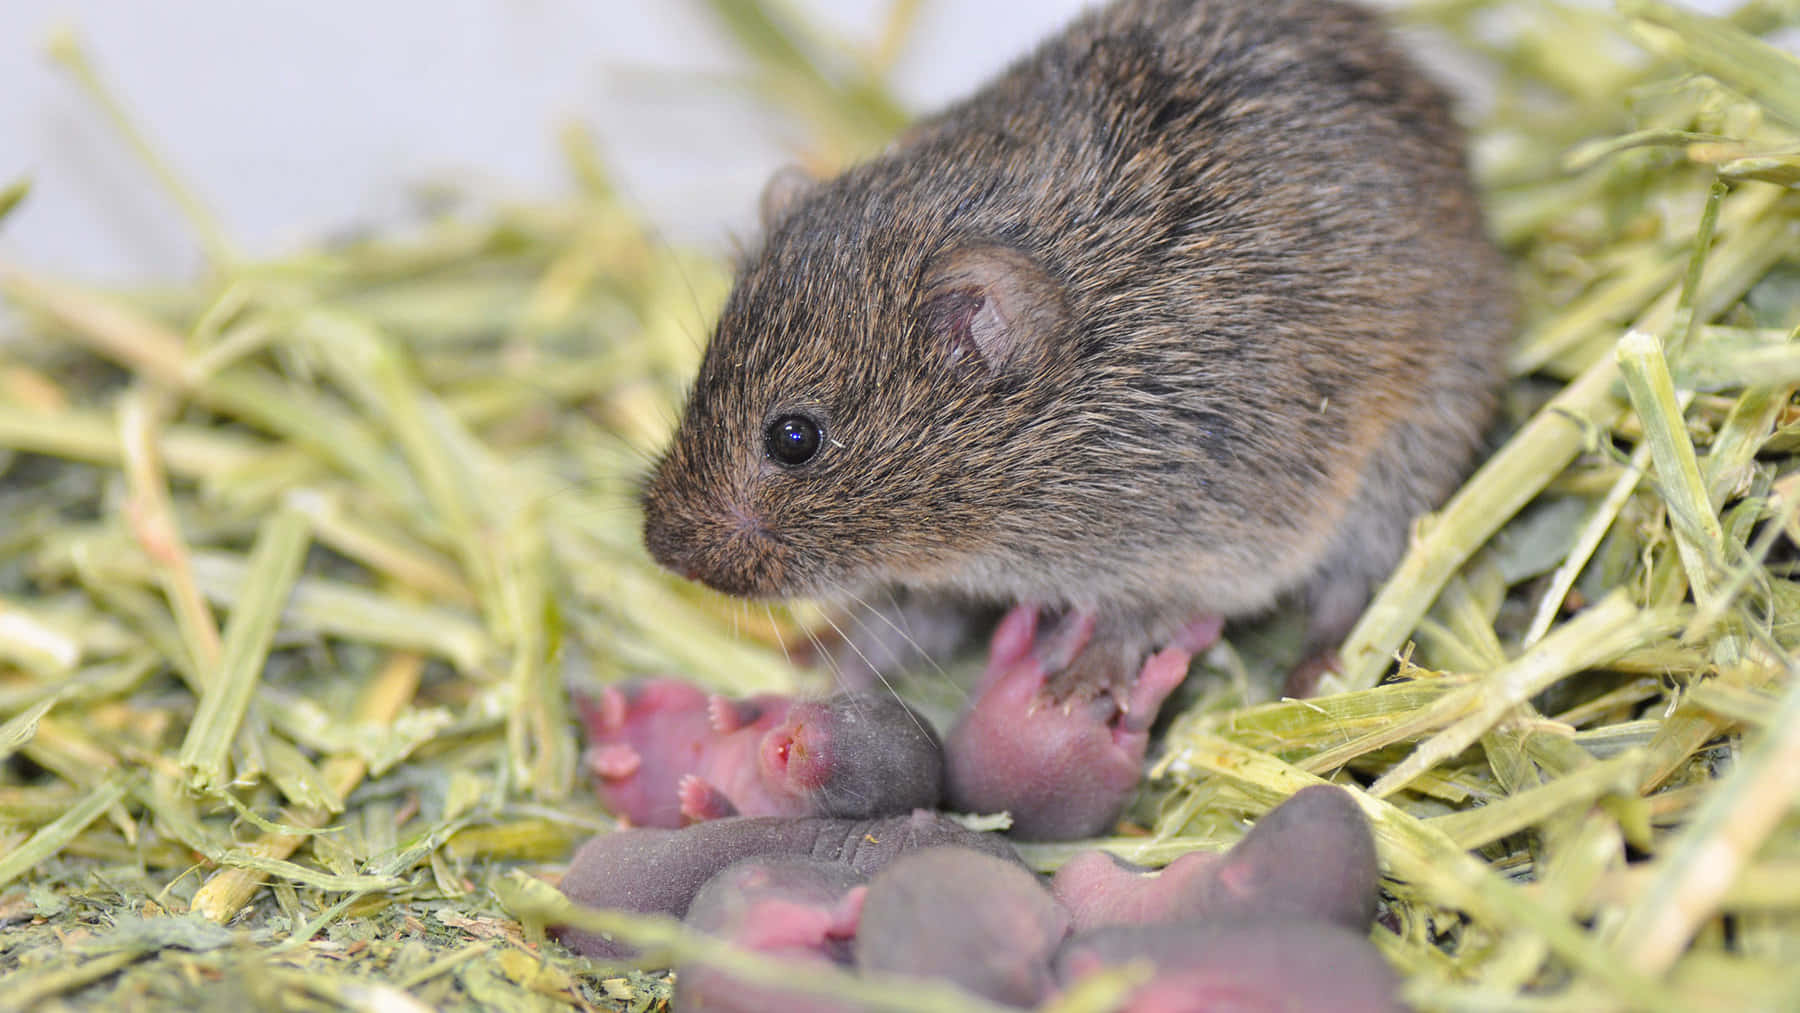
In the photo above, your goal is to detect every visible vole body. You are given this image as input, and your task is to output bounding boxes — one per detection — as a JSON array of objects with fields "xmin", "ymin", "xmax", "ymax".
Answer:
[
  {"xmin": 1050, "ymin": 784, "xmax": 1379, "ymax": 932},
  {"xmin": 643, "ymin": 0, "xmax": 1512, "ymax": 693},
  {"xmin": 943, "ymin": 605, "xmax": 1216, "ymax": 839},
  {"xmin": 576, "ymin": 681, "xmax": 944, "ymax": 827},
  {"xmin": 552, "ymin": 809, "xmax": 1020, "ymax": 959}
]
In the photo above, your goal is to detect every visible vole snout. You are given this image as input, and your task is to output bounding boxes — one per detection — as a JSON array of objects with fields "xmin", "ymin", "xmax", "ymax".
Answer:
[{"xmin": 642, "ymin": 481, "xmax": 795, "ymax": 598}]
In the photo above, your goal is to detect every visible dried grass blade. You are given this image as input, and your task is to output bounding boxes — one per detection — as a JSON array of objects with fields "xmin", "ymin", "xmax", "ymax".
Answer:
[
  {"xmin": 43, "ymin": 28, "xmax": 237, "ymax": 266},
  {"xmin": 0, "ymin": 774, "xmax": 131, "ymax": 890},
  {"xmin": 119, "ymin": 389, "xmax": 223, "ymax": 679},
  {"xmin": 0, "ymin": 177, "xmax": 29, "ymax": 222},
  {"xmin": 1337, "ymin": 353, "xmax": 1627, "ymax": 689},
  {"xmin": 1617, "ymin": 330, "xmax": 1721, "ymax": 604},
  {"xmin": 191, "ymin": 652, "xmax": 424, "ymax": 922},
  {"xmin": 1370, "ymin": 594, "xmax": 1684, "ymax": 797},
  {"xmin": 176, "ymin": 506, "xmax": 311, "ymax": 791},
  {"xmin": 1607, "ymin": 652, "xmax": 1800, "ymax": 973},
  {"xmin": 1427, "ymin": 749, "xmax": 1646, "ymax": 850},
  {"xmin": 1618, "ymin": 0, "xmax": 1800, "ymax": 129}
]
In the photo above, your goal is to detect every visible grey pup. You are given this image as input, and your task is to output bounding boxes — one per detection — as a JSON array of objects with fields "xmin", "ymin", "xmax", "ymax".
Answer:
[{"xmin": 643, "ymin": 0, "xmax": 1512, "ymax": 695}]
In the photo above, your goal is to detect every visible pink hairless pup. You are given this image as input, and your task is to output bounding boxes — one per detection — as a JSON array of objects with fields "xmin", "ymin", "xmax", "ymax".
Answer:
[{"xmin": 945, "ymin": 605, "xmax": 1221, "ymax": 840}]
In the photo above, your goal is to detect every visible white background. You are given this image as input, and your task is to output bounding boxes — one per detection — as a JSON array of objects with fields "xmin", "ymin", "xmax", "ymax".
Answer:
[{"xmin": 0, "ymin": 1, "xmax": 1094, "ymax": 281}]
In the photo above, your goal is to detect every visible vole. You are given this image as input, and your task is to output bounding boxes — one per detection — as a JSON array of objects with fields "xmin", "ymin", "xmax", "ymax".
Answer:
[
  {"xmin": 642, "ymin": 0, "xmax": 1513, "ymax": 698},
  {"xmin": 575, "ymin": 680, "xmax": 944, "ymax": 827},
  {"xmin": 552, "ymin": 809, "xmax": 1019, "ymax": 959},
  {"xmin": 943, "ymin": 604, "xmax": 1215, "ymax": 839},
  {"xmin": 677, "ymin": 857, "xmax": 868, "ymax": 1013},
  {"xmin": 1050, "ymin": 784, "xmax": 1379, "ymax": 933},
  {"xmin": 856, "ymin": 846, "xmax": 1070, "ymax": 1008}
]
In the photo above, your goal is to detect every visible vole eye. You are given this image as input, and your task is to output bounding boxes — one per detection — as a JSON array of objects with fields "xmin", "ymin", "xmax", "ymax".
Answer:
[{"xmin": 765, "ymin": 413, "xmax": 824, "ymax": 467}]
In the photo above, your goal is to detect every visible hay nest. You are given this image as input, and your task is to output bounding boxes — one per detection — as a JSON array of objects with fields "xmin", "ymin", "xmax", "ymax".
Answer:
[{"xmin": 2, "ymin": 1, "xmax": 1799, "ymax": 1009}]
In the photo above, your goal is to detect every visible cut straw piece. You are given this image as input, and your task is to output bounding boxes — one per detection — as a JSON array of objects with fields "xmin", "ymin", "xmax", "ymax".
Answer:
[
  {"xmin": 1607, "ymin": 650, "xmax": 1800, "ymax": 974},
  {"xmin": 1701, "ymin": 384, "xmax": 1785, "ymax": 518},
  {"xmin": 200, "ymin": 368, "xmax": 421, "ymax": 509},
  {"xmin": 1511, "ymin": 182, "xmax": 1787, "ymax": 379},
  {"xmin": 1509, "ymin": 247, "xmax": 1682, "ymax": 377},
  {"xmin": 1677, "ymin": 676, "xmax": 1778, "ymax": 734},
  {"xmin": 1562, "ymin": 129, "xmax": 1734, "ymax": 172},
  {"xmin": 43, "ymin": 28, "xmax": 237, "ymax": 267},
  {"xmin": 1426, "ymin": 748, "xmax": 1646, "ymax": 850},
  {"xmin": 1683, "ymin": 341, "xmax": 1800, "ymax": 391},
  {"xmin": 168, "ymin": 550, "xmax": 491, "ymax": 673},
  {"xmin": 0, "ymin": 774, "xmax": 131, "ymax": 890},
  {"xmin": 0, "ymin": 697, "xmax": 60, "ymax": 765},
  {"xmin": 1643, "ymin": 654, "xmax": 1781, "ymax": 790},
  {"xmin": 497, "ymin": 502, "xmax": 575, "ymax": 800},
  {"xmin": 202, "ymin": 848, "xmax": 402, "ymax": 894},
  {"xmin": 0, "ymin": 597, "xmax": 84, "ymax": 676},
  {"xmin": 0, "ymin": 177, "xmax": 28, "ymax": 221},
  {"xmin": 0, "ymin": 263, "xmax": 191, "ymax": 386},
  {"xmin": 0, "ymin": 402, "xmax": 267, "ymax": 479},
  {"xmin": 1341, "ymin": 180, "xmax": 1785, "ymax": 691},
  {"xmin": 1171, "ymin": 677, "xmax": 1465, "ymax": 760},
  {"xmin": 1619, "ymin": 0, "xmax": 1800, "ymax": 129},
  {"xmin": 0, "ymin": 265, "xmax": 422, "ymax": 508},
  {"xmin": 1369, "ymin": 593, "xmax": 1683, "ymax": 798},
  {"xmin": 192, "ymin": 651, "xmax": 423, "ymax": 922},
  {"xmin": 1618, "ymin": 329, "xmax": 1723, "ymax": 604},
  {"xmin": 1336, "ymin": 350, "xmax": 1627, "ymax": 689},
  {"xmin": 1523, "ymin": 441, "xmax": 1650, "ymax": 647},
  {"xmin": 260, "ymin": 734, "xmax": 344, "ymax": 813},
  {"xmin": 285, "ymin": 489, "xmax": 475, "ymax": 607},
  {"xmin": 1687, "ymin": 473, "xmax": 1797, "ymax": 644},
  {"xmin": 1014, "ymin": 832, "xmax": 1238, "ymax": 873},
  {"xmin": 1481, "ymin": 811, "xmax": 1629, "ymax": 994},
  {"xmin": 119, "ymin": 389, "xmax": 224, "ymax": 681},
  {"xmin": 177, "ymin": 506, "xmax": 311, "ymax": 792},
  {"xmin": 1665, "ymin": 180, "xmax": 1726, "ymax": 363},
  {"xmin": 295, "ymin": 309, "xmax": 504, "ymax": 628},
  {"xmin": 0, "ymin": 951, "xmax": 144, "ymax": 1011},
  {"xmin": 1591, "ymin": 860, "xmax": 1800, "ymax": 914}
]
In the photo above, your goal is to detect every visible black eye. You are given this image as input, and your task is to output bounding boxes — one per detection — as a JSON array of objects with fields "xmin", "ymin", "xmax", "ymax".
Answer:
[{"xmin": 765, "ymin": 414, "xmax": 824, "ymax": 467}]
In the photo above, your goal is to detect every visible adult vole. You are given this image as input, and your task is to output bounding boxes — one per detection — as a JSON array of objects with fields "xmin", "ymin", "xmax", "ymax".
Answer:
[{"xmin": 642, "ymin": 0, "xmax": 1512, "ymax": 696}]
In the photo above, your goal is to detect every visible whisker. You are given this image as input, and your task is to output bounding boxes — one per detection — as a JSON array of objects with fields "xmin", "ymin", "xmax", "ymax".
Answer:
[
  {"xmin": 817, "ymin": 583, "xmax": 931, "ymax": 741},
  {"xmin": 765, "ymin": 601, "xmax": 795, "ymax": 672},
  {"xmin": 796, "ymin": 617, "xmax": 844, "ymax": 689},
  {"xmin": 843, "ymin": 586, "xmax": 949, "ymax": 681}
]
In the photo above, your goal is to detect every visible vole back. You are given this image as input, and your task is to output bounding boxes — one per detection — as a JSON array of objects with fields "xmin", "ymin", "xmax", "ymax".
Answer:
[{"xmin": 642, "ymin": 0, "xmax": 1513, "ymax": 694}]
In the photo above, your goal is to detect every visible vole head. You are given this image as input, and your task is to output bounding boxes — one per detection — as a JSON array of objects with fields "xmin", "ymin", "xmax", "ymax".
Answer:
[{"xmin": 641, "ymin": 161, "xmax": 1076, "ymax": 600}]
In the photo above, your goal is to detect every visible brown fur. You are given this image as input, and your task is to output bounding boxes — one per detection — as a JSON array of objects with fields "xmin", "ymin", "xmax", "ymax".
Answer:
[{"xmin": 642, "ymin": 0, "xmax": 1513, "ymax": 692}]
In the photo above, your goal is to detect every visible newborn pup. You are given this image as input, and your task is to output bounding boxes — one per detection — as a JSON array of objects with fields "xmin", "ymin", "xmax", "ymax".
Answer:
[
  {"xmin": 577, "ymin": 679, "xmax": 944, "ymax": 827},
  {"xmin": 552, "ymin": 809, "xmax": 1020, "ymax": 960},
  {"xmin": 855, "ymin": 846, "xmax": 1070, "ymax": 1008},
  {"xmin": 641, "ymin": 0, "xmax": 1513, "ymax": 699},
  {"xmin": 1055, "ymin": 918, "xmax": 1407, "ymax": 1013},
  {"xmin": 944, "ymin": 606, "xmax": 1219, "ymax": 840},
  {"xmin": 676, "ymin": 857, "xmax": 870, "ymax": 1013},
  {"xmin": 1052, "ymin": 783, "xmax": 1379, "ymax": 932}
]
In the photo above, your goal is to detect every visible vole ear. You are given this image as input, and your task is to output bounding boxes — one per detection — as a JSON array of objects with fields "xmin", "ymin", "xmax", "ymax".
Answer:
[
  {"xmin": 920, "ymin": 243, "xmax": 1069, "ymax": 374},
  {"xmin": 759, "ymin": 164, "xmax": 818, "ymax": 231}
]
